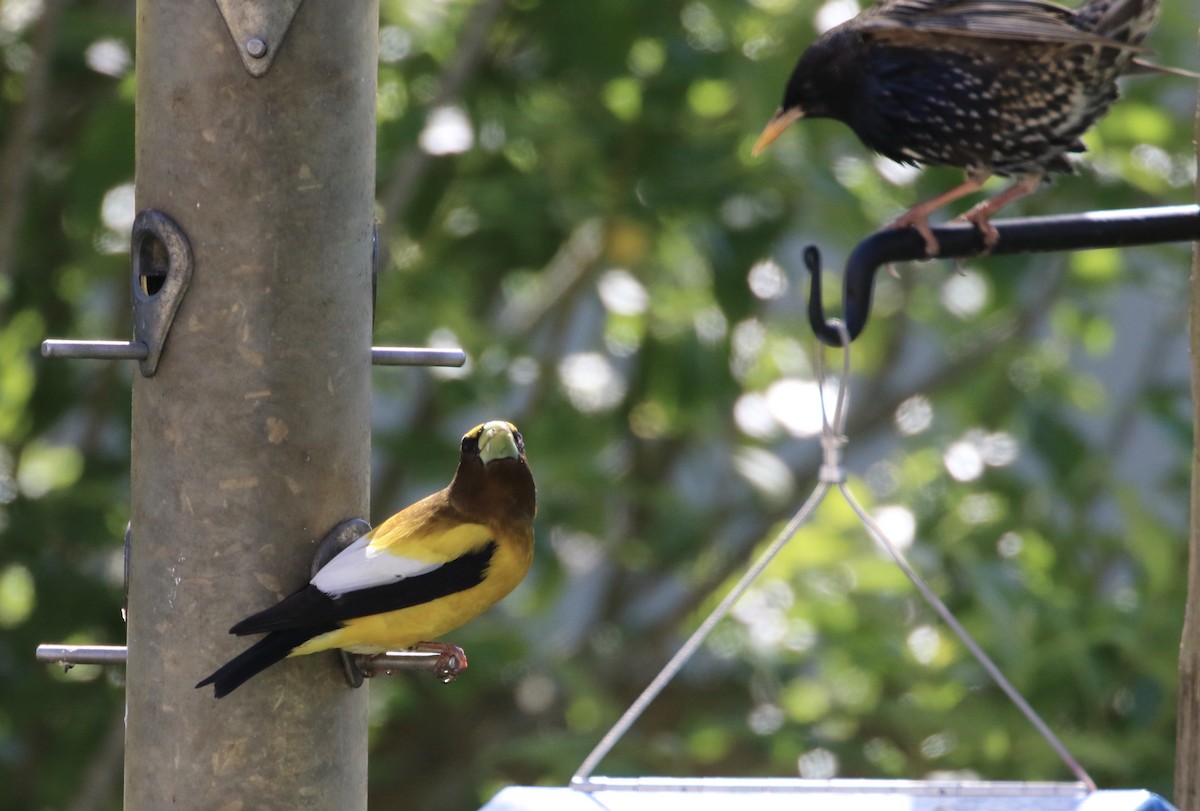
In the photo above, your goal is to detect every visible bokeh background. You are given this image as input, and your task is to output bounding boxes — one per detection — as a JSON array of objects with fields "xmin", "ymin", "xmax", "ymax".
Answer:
[{"xmin": 0, "ymin": 0, "xmax": 1196, "ymax": 808}]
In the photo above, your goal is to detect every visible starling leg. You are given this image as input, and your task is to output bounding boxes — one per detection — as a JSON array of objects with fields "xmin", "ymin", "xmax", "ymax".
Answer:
[
  {"xmin": 953, "ymin": 174, "xmax": 1043, "ymax": 252},
  {"xmin": 889, "ymin": 171, "xmax": 991, "ymax": 257}
]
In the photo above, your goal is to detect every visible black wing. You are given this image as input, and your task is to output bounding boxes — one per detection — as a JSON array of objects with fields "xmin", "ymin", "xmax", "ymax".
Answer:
[
  {"xmin": 230, "ymin": 541, "xmax": 497, "ymax": 635},
  {"xmin": 862, "ymin": 0, "xmax": 1146, "ymax": 50}
]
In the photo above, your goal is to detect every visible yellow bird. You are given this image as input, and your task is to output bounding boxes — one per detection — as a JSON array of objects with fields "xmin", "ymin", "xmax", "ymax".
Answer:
[{"xmin": 197, "ymin": 420, "xmax": 536, "ymax": 698}]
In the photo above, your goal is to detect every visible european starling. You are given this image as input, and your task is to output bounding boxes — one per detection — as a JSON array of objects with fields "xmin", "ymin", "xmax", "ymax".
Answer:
[{"xmin": 754, "ymin": 0, "xmax": 1164, "ymax": 255}]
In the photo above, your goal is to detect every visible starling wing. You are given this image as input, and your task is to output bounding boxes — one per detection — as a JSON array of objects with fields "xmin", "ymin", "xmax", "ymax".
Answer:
[{"xmin": 859, "ymin": 0, "xmax": 1151, "ymax": 50}]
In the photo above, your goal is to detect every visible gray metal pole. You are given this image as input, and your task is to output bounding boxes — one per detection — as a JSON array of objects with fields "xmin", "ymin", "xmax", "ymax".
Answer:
[{"xmin": 125, "ymin": 1, "xmax": 376, "ymax": 808}]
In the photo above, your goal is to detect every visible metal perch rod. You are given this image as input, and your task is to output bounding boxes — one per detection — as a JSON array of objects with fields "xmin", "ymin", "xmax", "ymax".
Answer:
[
  {"xmin": 41, "ymin": 340, "xmax": 466, "ymax": 368},
  {"xmin": 35, "ymin": 643, "xmax": 459, "ymax": 678},
  {"xmin": 36, "ymin": 644, "xmax": 129, "ymax": 667},
  {"xmin": 806, "ymin": 204, "xmax": 1200, "ymax": 346}
]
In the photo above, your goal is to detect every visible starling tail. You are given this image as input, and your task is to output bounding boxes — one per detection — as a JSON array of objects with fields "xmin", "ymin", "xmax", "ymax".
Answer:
[{"xmin": 756, "ymin": 0, "xmax": 1168, "ymax": 255}]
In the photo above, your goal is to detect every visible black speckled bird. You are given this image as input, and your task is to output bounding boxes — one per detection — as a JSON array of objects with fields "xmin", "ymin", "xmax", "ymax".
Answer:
[{"xmin": 754, "ymin": 0, "xmax": 1169, "ymax": 255}]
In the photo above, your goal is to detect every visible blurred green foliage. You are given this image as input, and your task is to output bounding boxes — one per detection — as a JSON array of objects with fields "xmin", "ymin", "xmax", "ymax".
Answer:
[{"xmin": 0, "ymin": 0, "xmax": 1195, "ymax": 809}]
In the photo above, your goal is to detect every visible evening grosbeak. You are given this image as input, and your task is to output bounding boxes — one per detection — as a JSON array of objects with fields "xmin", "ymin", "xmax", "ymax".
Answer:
[{"xmin": 197, "ymin": 421, "xmax": 535, "ymax": 698}]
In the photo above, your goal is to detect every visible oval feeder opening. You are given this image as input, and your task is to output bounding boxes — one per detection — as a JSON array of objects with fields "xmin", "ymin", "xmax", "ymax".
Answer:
[{"xmin": 138, "ymin": 231, "xmax": 170, "ymax": 297}]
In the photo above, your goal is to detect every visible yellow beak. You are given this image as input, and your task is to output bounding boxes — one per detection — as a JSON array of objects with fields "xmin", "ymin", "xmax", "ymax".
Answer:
[{"xmin": 751, "ymin": 106, "xmax": 804, "ymax": 157}]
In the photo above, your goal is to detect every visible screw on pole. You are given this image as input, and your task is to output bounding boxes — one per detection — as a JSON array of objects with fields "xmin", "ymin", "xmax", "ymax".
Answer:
[{"xmin": 212, "ymin": 0, "xmax": 304, "ymax": 77}]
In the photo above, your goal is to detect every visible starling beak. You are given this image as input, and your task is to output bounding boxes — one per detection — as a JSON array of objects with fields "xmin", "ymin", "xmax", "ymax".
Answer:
[
  {"xmin": 756, "ymin": 0, "xmax": 1168, "ymax": 256},
  {"xmin": 752, "ymin": 107, "xmax": 805, "ymax": 157}
]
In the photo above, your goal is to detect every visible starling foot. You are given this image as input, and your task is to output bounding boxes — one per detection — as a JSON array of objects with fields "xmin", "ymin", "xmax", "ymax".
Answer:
[
  {"xmin": 952, "ymin": 174, "xmax": 1043, "ymax": 254},
  {"xmin": 889, "ymin": 210, "xmax": 940, "ymax": 258},
  {"xmin": 957, "ymin": 210, "xmax": 1001, "ymax": 253},
  {"xmin": 889, "ymin": 172, "xmax": 991, "ymax": 257}
]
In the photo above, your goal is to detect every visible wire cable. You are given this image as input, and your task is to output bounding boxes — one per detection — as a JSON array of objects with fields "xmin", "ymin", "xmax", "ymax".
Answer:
[{"xmin": 572, "ymin": 319, "xmax": 1095, "ymax": 792}]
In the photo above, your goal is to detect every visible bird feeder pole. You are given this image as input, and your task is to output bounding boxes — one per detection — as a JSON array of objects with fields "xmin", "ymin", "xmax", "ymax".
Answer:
[
  {"xmin": 124, "ymin": 1, "xmax": 376, "ymax": 808},
  {"xmin": 1177, "ymin": 92, "xmax": 1200, "ymax": 811}
]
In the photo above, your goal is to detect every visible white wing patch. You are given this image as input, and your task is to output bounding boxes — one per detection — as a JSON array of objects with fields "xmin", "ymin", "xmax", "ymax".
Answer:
[{"xmin": 310, "ymin": 534, "xmax": 443, "ymax": 597}]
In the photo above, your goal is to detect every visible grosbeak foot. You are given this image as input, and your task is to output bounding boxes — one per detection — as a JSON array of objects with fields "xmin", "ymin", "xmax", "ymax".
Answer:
[{"xmin": 415, "ymin": 642, "xmax": 468, "ymax": 684}]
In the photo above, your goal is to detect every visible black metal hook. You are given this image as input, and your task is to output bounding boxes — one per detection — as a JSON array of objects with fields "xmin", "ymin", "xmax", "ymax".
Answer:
[{"xmin": 805, "ymin": 204, "xmax": 1200, "ymax": 346}]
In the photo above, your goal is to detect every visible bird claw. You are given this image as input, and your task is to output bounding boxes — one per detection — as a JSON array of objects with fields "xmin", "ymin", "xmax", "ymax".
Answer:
[
  {"xmin": 952, "ymin": 209, "xmax": 1000, "ymax": 255},
  {"xmin": 350, "ymin": 643, "xmax": 469, "ymax": 684},
  {"xmin": 414, "ymin": 642, "xmax": 469, "ymax": 684},
  {"xmin": 949, "ymin": 175, "xmax": 1040, "ymax": 255},
  {"xmin": 888, "ymin": 212, "xmax": 941, "ymax": 258}
]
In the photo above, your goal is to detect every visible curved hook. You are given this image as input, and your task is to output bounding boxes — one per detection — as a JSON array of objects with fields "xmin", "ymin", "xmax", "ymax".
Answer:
[{"xmin": 804, "ymin": 205, "xmax": 1200, "ymax": 347}]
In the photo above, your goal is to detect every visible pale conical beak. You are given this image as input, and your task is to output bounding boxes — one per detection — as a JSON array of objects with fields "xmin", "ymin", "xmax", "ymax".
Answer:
[
  {"xmin": 479, "ymin": 421, "xmax": 520, "ymax": 464},
  {"xmin": 752, "ymin": 106, "xmax": 804, "ymax": 157}
]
